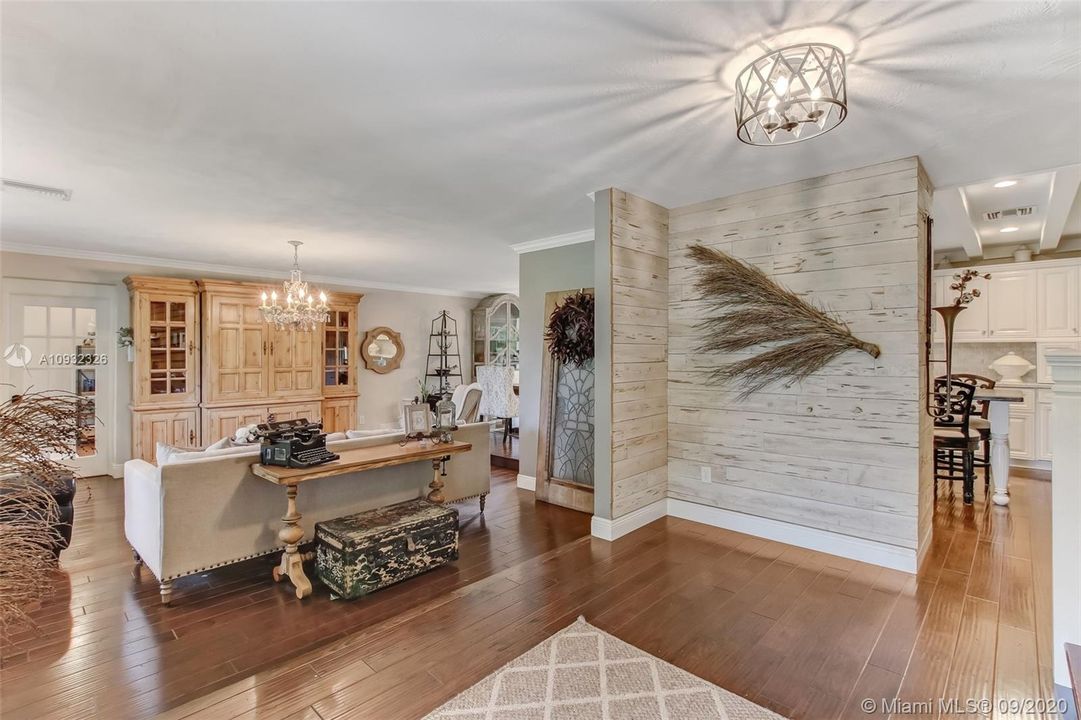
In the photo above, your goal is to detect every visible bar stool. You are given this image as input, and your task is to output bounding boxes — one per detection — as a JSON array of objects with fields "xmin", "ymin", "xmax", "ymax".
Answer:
[
  {"xmin": 933, "ymin": 377, "xmax": 980, "ymax": 504},
  {"xmin": 937, "ymin": 374, "xmax": 994, "ymax": 482}
]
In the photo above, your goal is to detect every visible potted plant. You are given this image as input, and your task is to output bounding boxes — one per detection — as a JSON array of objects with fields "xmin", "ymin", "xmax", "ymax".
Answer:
[{"xmin": 117, "ymin": 327, "xmax": 135, "ymax": 362}]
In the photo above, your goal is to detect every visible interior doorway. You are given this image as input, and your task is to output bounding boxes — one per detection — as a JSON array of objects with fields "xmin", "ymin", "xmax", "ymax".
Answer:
[{"xmin": 2, "ymin": 281, "xmax": 116, "ymax": 477}]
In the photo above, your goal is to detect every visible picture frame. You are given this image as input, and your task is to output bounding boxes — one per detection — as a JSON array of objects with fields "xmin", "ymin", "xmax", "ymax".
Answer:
[{"xmin": 403, "ymin": 400, "xmax": 432, "ymax": 438}]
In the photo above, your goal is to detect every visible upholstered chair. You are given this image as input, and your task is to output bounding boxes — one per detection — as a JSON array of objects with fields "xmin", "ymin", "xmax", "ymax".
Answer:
[{"xmin": 477, "ymin": 365, "xmax": 519, "ymax": 441}]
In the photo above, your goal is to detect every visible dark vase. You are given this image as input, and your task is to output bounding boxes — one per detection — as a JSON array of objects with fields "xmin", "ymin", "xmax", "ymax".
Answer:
[{"xmin": 933, "ymin": 304, "xmax": 966, "ymax": 381}]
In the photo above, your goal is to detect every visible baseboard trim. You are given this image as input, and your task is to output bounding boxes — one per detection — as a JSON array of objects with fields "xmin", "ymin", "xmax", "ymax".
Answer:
[
  {"xmin": 591, "ymin": 499, "xmax": 667, "ymax": 542},
  {"xmin": 666, "ymin": 499, "xmax": 917, "ymax": 573},
  {"xmin": 916, "ymin": 522, "xmax": 933, "ymax": 571},
  {"xmin": 516, "ymin": 474, "xmax": 536, "ymax": 491}
]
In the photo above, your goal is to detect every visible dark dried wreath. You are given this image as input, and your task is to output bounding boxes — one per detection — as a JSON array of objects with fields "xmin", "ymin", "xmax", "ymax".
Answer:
[{"xmin": 545, "ymin": 291, "xmax": 595, "ymax": 366}]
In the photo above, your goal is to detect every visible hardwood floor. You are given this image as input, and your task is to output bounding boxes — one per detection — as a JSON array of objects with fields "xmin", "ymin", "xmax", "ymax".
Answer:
[
  {"xmin": 489, "ymin": 430, "xmax": 519, "ymax": 471},
  {"xmin": 0, "ymin": 469, "xmax": 1054, "ymax": 720}
]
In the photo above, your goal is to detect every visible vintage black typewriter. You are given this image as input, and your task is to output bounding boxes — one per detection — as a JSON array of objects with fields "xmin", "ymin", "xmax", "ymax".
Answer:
[{"xmin": 256, "ymin": 418, "xmax": 340, "ymax": 469}]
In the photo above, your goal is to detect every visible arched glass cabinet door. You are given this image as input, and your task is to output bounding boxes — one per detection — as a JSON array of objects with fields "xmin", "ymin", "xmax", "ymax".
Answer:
[{"xmin": 471, "ymin": 293, "xmax": 520, "ymax": 378}]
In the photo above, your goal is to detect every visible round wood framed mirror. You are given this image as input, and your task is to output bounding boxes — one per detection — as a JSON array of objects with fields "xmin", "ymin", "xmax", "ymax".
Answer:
[{"xmin": 361, "ymin": 327, "xmax": 404, "ymax": 373}]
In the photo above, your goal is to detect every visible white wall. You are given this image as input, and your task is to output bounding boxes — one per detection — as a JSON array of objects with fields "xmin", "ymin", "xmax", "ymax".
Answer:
[
  {"xmin": 517, "ymin": 241, "xmax": 594, "ymax": 480},
  {"xmin": 0, "ymin": 251, "xmax": 482, "ymax": 470},
  {"xmin": 353, "ymin": 290, "xmax": 477, "ymax": 429}
]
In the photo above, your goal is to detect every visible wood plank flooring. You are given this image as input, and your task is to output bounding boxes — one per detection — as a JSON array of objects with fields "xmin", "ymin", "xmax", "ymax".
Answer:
[{"xmin": 0, "ymin": 469, "xmax": 1054, "ymax": 720}]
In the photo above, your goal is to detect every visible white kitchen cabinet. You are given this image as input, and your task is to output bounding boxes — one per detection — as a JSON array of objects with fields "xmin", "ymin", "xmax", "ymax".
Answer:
[
  {"xmin": 987, "ymin": 270, "xmax": 1037, "ymax": 339},
  {"xmin": 933, "ymin": 260, "xmax": 1081, "ymax": 343},
  {"xmin": 1037, "ymin": 265, "xmax": 1079, "ymax": 338},
  {"xmin": 952, "ymin": 274, "xmax": 990, "ymax": 340},
  {"xmin": 1036, "ymin": 400, "xmax": 1053, "ymax": 461},
  {"xmin": 1008, "ymin": 411, "xmax": 1035, "ymax": 461}
]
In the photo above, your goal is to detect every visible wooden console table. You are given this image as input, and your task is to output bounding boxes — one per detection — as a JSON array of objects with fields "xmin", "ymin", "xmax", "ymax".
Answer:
[{"xmin": 251, "ymin": 440, "xmax": 471, "ymax": 599}]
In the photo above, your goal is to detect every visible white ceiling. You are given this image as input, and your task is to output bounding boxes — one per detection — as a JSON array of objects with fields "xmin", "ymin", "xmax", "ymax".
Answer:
[
  {"xmin": 3, "ymin": 2, "xmax": 1080, "ymax": 293},
  {"xmin": 933, "ymin": 165, "xmax": 1081, "ymax": 259}
]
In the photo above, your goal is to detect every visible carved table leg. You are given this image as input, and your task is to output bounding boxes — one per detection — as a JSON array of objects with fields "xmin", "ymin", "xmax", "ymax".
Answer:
[
  {"xmin": 479, "ymin": 493, "xmax": 487, "ymax": 513},
  {"xmin": 427, "ymin": 458, "xmax": 446, "ymax": 504},
  {"xmin": 159, "ymin": 580, "xmax": 173, "ymax": 606},
  {"xmin": 273, "ymin": 484, "xmax": 312, "ymax": 599}
]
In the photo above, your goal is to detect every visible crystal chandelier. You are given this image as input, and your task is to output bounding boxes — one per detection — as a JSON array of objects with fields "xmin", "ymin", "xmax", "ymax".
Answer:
[
  {"xmin": 259, "ymin": 241, "xmax": 330, "ymax": 331},
  {"xmin": 735, "ymin": 43, "xmax": 847, "ymax": 146}
]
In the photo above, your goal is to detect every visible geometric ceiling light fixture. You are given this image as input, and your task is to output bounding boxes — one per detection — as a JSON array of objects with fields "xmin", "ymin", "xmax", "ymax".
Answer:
[
  {"xmin": 735, "ymin": 43, "xmax": 848, "ymax": 146},
  {"xmin": 258, "ymin": 240, "xmax": 330, "ymax": 331}
]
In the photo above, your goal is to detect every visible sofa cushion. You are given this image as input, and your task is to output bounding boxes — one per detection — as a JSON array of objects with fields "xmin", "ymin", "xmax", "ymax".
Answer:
[
  {"xmin": 346, "ymin": 429, "xmax": 393, "ymax": 439},
  {"xmin": 157, "ymin": 435, "xmax": 232, "ymax": 465}
]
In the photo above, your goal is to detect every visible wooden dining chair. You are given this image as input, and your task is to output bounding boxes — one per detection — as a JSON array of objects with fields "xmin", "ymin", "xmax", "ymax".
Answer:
[
  {"xmin": 933, "ymin": 377, "xmax": 980, "ymax": 504},
  {"xmin": 936, "ymin": 373, "xmax": 995, "ymax": 484}
]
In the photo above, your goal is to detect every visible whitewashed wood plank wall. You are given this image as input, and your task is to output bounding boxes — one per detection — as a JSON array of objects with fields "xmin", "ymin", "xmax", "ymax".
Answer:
[
  {"xmin": 666, "ymin": 157, "xmax": 930, "ymax": 553},
  {"xmin": 607, "ymin": 190, "xmax": 670, "ymax": 518}
]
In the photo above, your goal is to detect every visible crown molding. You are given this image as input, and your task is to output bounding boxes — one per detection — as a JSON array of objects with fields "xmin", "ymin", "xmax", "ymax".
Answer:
[
  {"xmin": 510, "ymin": 229, "xmax": 593, "ymax": 255},
  {"xmin": 0, "ymin": 242, "xmax": 491, "ymax": 298}
]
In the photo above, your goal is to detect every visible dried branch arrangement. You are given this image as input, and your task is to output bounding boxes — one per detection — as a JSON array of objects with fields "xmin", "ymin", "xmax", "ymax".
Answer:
[
  {"xmin": 689, "ymin": 244, "xmax": 881, "ymax": 398},
  {"xmin": 0, "ymin": 389, "xmax": 88, "ymax": 639},
  {"xmin": 948, "ymin": 269, "xmax": 991, "ymax": 306},
  {"xmin": 0, "ymin": 482, "xmax": 59, "ymax": 640}
]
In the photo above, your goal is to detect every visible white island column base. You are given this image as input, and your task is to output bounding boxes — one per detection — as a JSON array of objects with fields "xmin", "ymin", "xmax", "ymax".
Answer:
[{"xmin": 988, "ymin": 400, "xmax": 1011, "ymax": 506}]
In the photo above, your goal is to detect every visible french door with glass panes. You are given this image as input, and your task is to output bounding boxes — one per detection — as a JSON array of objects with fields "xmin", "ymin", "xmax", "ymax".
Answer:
[{"xmin": 3, "ymin": 287, "xmax": 115, "ymax": 477}]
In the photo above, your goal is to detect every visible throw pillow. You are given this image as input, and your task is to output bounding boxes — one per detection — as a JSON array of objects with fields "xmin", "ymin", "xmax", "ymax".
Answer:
[
  {"xmin": 205, "ymin": 436, "xmax": 231, "ymax": 451},
  {"xmin": 156, "ymin": 442, "xmax": 201, "ymax": 465}
]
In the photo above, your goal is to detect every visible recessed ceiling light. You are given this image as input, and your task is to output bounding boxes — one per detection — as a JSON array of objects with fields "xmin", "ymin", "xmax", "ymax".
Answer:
[
  {"xmin": 994, "ymin": 180, "xmax": 1017, "ymax": 188},
  {"xmin": 1000, "ymin": 226, "xmax": 1019, "ymax": 233}
]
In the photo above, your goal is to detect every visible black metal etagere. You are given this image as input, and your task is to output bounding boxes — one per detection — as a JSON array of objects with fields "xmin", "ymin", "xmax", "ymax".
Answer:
[{"xmin": 425, "ymin": 311, "xmax": 463, "ymax": 397}]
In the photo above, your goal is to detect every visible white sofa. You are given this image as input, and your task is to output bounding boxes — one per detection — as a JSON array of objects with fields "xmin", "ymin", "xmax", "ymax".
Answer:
[{"xmin": 124, "ymin": 422, "xmax": 492, "ymax": 604}]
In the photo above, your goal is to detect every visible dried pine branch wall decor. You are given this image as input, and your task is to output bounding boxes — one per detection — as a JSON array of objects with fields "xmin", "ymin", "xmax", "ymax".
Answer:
[{"xmin": 688, "ymin": 245, "xmax": 880, "ymax": 398}]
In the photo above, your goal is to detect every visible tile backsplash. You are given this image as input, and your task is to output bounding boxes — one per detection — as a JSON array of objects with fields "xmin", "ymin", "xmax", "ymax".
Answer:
[{"xmin": 949, "ymin": 342, "xmax": 1038, "ymax": 384}]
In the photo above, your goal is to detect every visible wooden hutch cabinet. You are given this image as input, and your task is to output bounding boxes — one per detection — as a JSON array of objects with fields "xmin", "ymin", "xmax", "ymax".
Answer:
[
  {"xmin": 125, "ymin": 276, "xmax": 361, "ymax": 462},
  {"xmin": 125, "ymin": 277, "xmax": 202, "ymax": 462},
  {"xmin": 320, "ymin": 294, "xmax": 362, "ymax": 433}
]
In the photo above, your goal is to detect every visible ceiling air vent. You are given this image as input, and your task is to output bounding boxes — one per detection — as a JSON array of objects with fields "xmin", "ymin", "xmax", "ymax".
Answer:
[
  {"xmin": 983, "ymin": 206, "xmax": 1036, "ymax": 221},
  {"xmin": 1, "ymin": 179, "xmax": 72, "ymax": 201}
]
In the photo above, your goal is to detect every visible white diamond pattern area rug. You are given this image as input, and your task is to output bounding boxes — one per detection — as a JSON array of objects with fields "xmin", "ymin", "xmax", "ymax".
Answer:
[{"xmin": 422, "ymin": 617, "xmax": 786, "ymax": 720}]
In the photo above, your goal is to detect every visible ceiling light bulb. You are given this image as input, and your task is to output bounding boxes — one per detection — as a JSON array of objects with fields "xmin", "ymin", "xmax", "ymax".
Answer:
[
  {"xmin": 994, "ymin": 180, "xmax": 1017, "ymax": 188},
  {"xmin": 810, "ymin": 86, "xmax": 822, "ymax": 100},
  {"xmin": 774, "ymin": 76, "xmax": 789, "ymax": 96},
  {"xmin": 1000, "ymin": 226, "xmax": 1019, "ymax": 233},
  {"xmin": 767, "ymin": 96, "xmax": 778, "ymax": 111}
]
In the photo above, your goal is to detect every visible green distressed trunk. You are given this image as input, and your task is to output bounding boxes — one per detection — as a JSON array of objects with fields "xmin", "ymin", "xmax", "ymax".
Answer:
[{"xmin": 315, "ymin": 499, "xmax": 459, "ymax": 600}]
